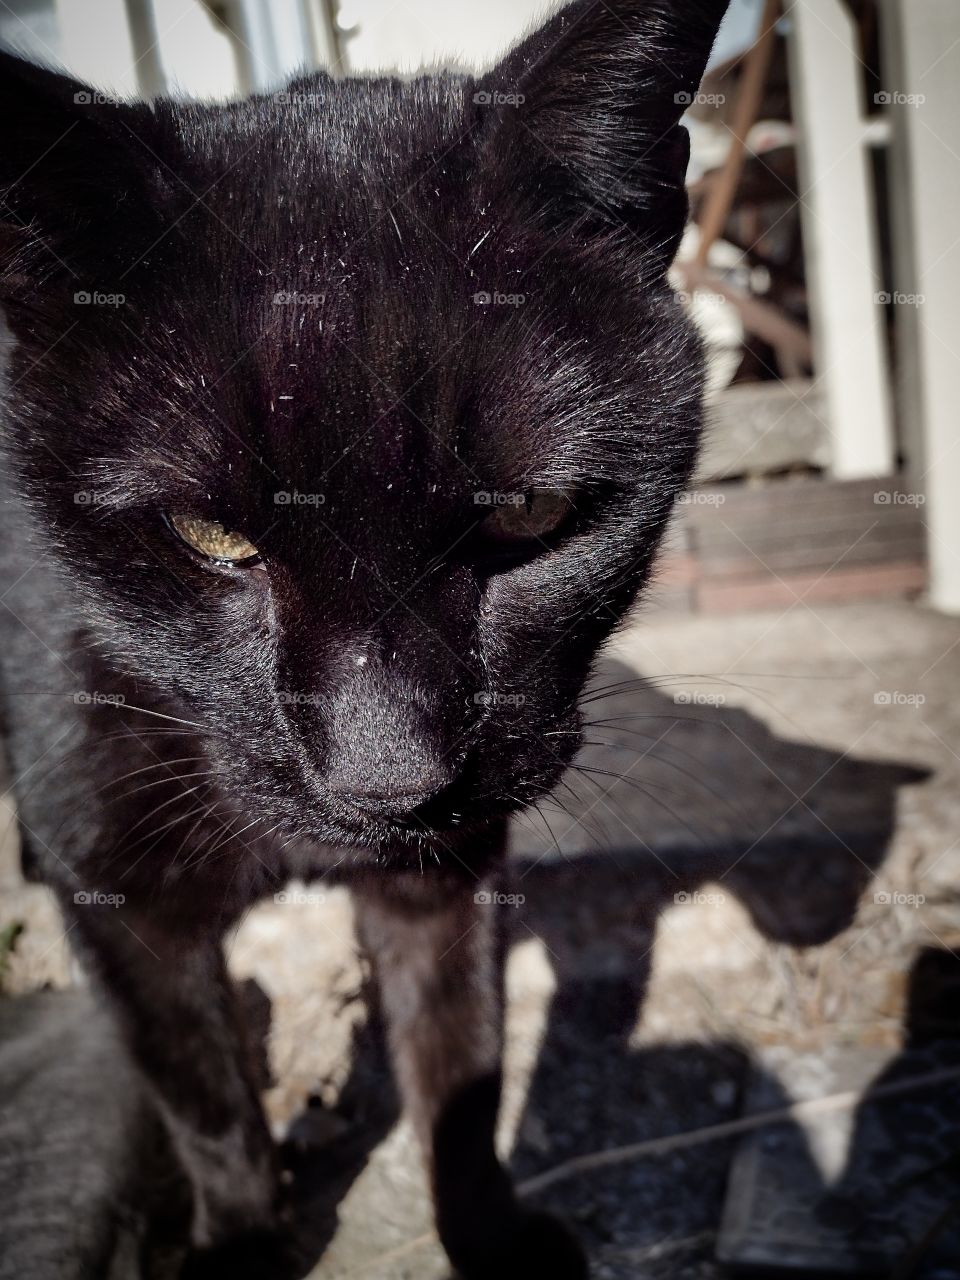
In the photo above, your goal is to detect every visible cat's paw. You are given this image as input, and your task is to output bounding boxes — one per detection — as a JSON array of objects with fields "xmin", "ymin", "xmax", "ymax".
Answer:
[{"xmin": 448, "ymin": 1208, "xmax": 588, "ymax": 1280}]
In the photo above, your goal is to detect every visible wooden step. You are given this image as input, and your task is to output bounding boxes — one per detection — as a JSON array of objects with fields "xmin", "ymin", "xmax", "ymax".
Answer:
[{"xmin": 654, "ymin": 476, "xmax": 928, "ymax": 613}]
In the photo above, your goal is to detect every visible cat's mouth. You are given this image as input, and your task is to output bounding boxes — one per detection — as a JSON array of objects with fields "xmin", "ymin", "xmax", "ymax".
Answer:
[
  {"xmin": 333, "ymin": 794, "xmax": 514, "ymax": 848},
  {"xmin": 317, "ymin": 772, "xmax": 524, "ymax": 851},
  {"xmin": 319, "ymin": 768, "xmax": 568, "ymax": 856},
  {"xmin": 244, "ymin": 727, "xmax": 581, "ymax": 860}
]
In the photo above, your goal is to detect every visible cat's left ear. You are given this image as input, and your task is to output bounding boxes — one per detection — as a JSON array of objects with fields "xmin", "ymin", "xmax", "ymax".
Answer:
[
  {"xmin": 0, "ymin": 50, "xmax": 165, "ymax": 315},
  {"xmin": 479, "ymin": 0, "xmax": 730, "ymax": 270}
]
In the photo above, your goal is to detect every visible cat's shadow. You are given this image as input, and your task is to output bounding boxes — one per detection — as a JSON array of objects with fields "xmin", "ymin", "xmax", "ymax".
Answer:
[
  {"xmin": 513, "ymin": 658, "xmax": 928, "ymax": 948},
  {"xmin": 501, "ymin": 661, "xmax": 927, "ymax": 1255}
]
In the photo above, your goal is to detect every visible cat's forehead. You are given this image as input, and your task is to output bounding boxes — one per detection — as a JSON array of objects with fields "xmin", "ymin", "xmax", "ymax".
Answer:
[
  {"xmin": 142, "ymin": 195, "xmax": 546, "ymax": 499},
  {"xmin": 150, "ymin": 85, "xmax": 499, "ymax": 417},
  {"xmin": 170, "ymin": 74, "xmax": 475, "ymax": 223},
  {"xmin": 124, "ymin": 193, "xmax": 624, "ymax": 527},
  {"xmin": 130, "ymin": 266, "xmax": 518, "ymax": 516}
]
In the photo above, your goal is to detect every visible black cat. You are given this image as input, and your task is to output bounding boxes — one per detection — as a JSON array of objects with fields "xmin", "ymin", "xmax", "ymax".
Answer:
[{"xmin": 0, "ymin": 1, "xmax": 729, "ymax": 1275}]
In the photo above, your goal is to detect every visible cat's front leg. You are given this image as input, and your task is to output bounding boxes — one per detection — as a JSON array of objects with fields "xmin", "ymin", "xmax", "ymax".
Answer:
[
  {"xmin": 353, "ymin": 860, "xmax": 587, "ymax": 1280},
  {"xmin": 65, "ymin": 896, "xmax": 283, "ymax": 1258}
]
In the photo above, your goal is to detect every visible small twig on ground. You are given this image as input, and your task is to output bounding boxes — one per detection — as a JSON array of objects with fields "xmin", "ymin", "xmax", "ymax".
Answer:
[{"xmin": 520, "ymin": 1063, "xmax": 960, "ymax": 1196}]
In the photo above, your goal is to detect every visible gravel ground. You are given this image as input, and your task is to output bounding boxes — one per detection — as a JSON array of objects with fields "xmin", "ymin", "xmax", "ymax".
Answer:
[{"xmin": 2, "ymin": 599, "xmax": 959, "ymax": 1278}]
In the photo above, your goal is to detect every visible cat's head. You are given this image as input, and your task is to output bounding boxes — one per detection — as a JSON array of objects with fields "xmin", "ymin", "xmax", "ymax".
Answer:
[{"xmin": 0, "ymin": 0, "xmax": 728, "ymax": 864}]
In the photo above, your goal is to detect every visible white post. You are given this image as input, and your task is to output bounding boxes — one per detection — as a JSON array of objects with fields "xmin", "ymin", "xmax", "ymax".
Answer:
[
  {"xmin": 54, "ymin": 0, "xmax": 141, "ymax": 95},
  {"xmin": 226, "ymin": 0, "xmax": 315, "ymax": 92},
  {"xmin": 304, "ymin": 0, "xmax": 345, "ymax": 71},
  {"xmin": 785, "ymin": 0, "xmax": 895, "ymax": 478},
  {"xmin": 881, "ymin": 0, "xmax": 960, "ymax": 613}
]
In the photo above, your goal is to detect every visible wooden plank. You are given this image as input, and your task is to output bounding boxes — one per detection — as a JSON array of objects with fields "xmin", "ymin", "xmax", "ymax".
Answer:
[
  {"xmin": 699, "ymin": 378, "xmax": 830, "ymax": 481},
  {"xmin": 690, "ymin": 502, "xmax": 924, "ymax": 537},
  {"xmin": 698, "ymin": 560, "xmax": 927, "ymax": 612},
  {"xmin": 687, "ymin": 476, "xmax": 879, "ymax": 513},
  {"xmin": 697, "ymin": 541, "xmax": 928, "ymax": 581},
  {"xmin": 661, "ymin": 475, "xmax": 929, "ymax": 611},
  {"xmin": 695, "ymin": 0, "xmax": 782, "ymax": 267}
]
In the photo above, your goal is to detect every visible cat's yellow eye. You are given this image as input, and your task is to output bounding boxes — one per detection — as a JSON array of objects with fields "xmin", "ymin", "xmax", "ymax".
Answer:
[
  {"xmin": 168, "ymin": 514, "xmax": 261, "ymax": 566},
  {"xmin": 482, "ymin": 487, "xmax": 576, "ymax": 545}
]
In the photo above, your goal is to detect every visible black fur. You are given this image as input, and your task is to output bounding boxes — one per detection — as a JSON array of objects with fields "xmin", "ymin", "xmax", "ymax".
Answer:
[{"xmin": 0, "ymin": 2, "xmax": 728, "ymax": 1275}]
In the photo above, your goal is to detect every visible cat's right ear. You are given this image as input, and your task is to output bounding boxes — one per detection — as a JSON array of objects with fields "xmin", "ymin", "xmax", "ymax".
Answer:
[
  {"xmin": 477, "ymin": 0, "xmax": 730, "ymax": 272},
  {"xmin": 0, "ymin": 50, "xmax": 165, "ymax": 319}
]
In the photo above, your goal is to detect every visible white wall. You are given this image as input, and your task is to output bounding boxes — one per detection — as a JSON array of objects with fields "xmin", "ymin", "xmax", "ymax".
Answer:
[{"xmin": 339, "ymin": 0, "xmax": 548, "ymax": 74}]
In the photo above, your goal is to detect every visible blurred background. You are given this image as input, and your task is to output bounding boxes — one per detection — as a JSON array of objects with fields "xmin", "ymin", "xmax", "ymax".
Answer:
[{"xmin": 1, "ymin": 3, "xmax": 960, "ymax": 1279}]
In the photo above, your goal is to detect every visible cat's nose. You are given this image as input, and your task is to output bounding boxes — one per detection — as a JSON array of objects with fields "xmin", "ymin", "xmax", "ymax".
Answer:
[{"xmin": 316, "ymin": 652, "xmax": 464, "ymax": 821}]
